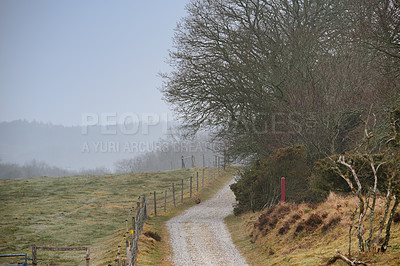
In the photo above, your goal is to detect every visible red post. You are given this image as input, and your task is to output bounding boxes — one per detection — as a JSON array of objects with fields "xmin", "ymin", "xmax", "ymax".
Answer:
[{"xmin": 281, "ymin": 177, "xmax": 285, "ymax": 203}]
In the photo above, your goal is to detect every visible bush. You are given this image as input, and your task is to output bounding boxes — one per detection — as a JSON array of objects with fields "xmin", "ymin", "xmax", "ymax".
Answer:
[
  {"xmin": 295, "ymin": 213, "xmax": 324, "ymax": 235},
  {"xmin": 231, "ymin": 145, "xmax": 312, "ymax": 215},
  {"xmin": 278, "ymin": 222, "xmax": 290, "ymax": 235},
  {"xmin": 254, "ymin": 204, "xmax": 293, "ymax": 235},
  {"xmin": 393, "ymin": 212, "xmax": 400, "ymax": 223},
  {"xmin": 310, "ymin": 154, "xmax": 390, "ymax": 201},
  {"xmin": 143, "ymin": 231, "xmax": 161, "ymax": 241},
  {"xmin": 321, "ymin": 215, "xmax": 342, "ymax": 232}
]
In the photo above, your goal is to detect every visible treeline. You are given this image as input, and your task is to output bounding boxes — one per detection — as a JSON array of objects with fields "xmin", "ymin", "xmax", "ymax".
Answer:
[
  {"xmin": 162, "ymin": 0, "xmax": 399, "ymax": 162},
  {"xmin": 0, "ymin": 160, "xmax": 110, "ymax": 179},
  {"xmin": 114, "ymin": 133, "xmax": 221, "ymax": 173},
  {"xmin": 162, "ymin": 0, "xmax": 400, "ymax": 206},
  {"xmin": 0, "ymin": 132, "xmax": 221, "ymax": 178}
]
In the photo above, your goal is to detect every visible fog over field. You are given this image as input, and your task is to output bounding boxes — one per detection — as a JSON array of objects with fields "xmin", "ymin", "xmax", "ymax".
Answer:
[
  {"xmin": 0, "ymin": 118, "xmax": 220, "ymax": 179},
  {"xmin": 0, "ymin": 118, "xmax": 172, "ymax": 169},
  {"xmin": 0, "ymin": 0, "xmax": 195, "ymax": 178}
]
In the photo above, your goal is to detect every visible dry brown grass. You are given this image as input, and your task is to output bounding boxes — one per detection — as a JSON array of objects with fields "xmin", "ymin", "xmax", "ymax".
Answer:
[{"xmin": 226, "ymin": 192, "xmax": 400, "ymax": 265}]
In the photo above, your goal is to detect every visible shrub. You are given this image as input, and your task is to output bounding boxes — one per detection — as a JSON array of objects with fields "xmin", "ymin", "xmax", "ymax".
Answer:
[
  {"xmin": 322, "ymin": 216, "xmax": 342, "ymax": 232},
  {"xmin": 231, "ymin": 145, "xmax": 313, "ymax": 214},
  {"xmin": 143, "ymin": 231, "xmax": 161, "ymax": 241},
  {"xmin": 254, "ymin": 204, "xmax": 293, "ymax": 234},
  {"xmin": 305, "ymin": 213, "xmax": 324, "ymax": 228},
  {"xmin": 278, "ymin": 222, "xmax": 290, "ymax": 235},
  {"xmin": 295, "ymin": 213, "xmax": 324, "ymax": 235},
  {"xmin": 310, "ymin": 153, "xmax": 390, "ymax": 201},
  {"xmin": 289, "ymin": 213, "xmax": 302, "ymax": 224},
  {"xmin": 393, "ymin": 212, "xmax": 400, "ymax": 223}
]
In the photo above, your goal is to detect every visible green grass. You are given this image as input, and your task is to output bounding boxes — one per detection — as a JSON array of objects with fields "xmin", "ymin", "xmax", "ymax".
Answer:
[{"xmin": 0, "ymin": 167, "xmax": 219, "ymax": 265}]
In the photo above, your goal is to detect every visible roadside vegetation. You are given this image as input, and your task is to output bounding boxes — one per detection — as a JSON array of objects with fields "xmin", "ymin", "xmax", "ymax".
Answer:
[
  {"xmin": 226, "ymin": 193, "xmax": 400, "ymax": 265},
  {"xmin": 161, "ymin": 0, "xmax": 400, "ymax": 263},
  {"xmin": 227, "ymin": 105, "xmax": 400, "ymax": 263},
  {"xmin": 135, "ymin": 166, "xmax": 238, "ymax": 265}
]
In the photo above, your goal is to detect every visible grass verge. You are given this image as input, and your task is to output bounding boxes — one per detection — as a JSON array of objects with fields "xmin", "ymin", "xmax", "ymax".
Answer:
[
  {"xmin": 137, "ymin": 166, "xmax": 239, "ymax": 265},
  {"xmin": 225, "ymin": 192, "xmax": 400, "ymax": 265}
]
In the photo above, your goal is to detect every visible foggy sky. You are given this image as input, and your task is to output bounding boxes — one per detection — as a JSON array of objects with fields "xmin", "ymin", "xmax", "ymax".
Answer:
[{"xmin": 0, "ymin": 0, "xmax": 189, "ymax": 126}]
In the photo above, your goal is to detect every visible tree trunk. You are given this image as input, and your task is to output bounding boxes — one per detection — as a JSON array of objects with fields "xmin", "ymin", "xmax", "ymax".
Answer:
[{"xmin": 381, "ymin": 196, "xmax": 399, "ymax": 252}]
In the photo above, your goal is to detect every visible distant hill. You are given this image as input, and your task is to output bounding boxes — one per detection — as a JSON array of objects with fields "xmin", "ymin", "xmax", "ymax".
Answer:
[{"xmin": 0, "ymin": 120, "xmax": 173, "ymax": 170}]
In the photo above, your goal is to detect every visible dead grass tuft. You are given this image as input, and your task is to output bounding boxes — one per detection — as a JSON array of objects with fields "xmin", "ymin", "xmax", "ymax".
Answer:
[
  {"xmin": 321, "ymin": 215, "xmax": 342, "ymax": 232},
  {"xmin": 254, "ymin": 203, "xmax": 294, "ymax": 234},
  {"xmin": 278, "ymin": 222, "xmax": 290, "ymax": 235},
  {"xmin": 393, "ymin": 212, "xmax": 400, "ymax": 223},
  {"xmin": 226, "ymin": 191, "xmax": 400, "ymax": 266},
  {"xmin": 288, "ymin": 212, "xmax": 302, "ymax": 224},
  {"xmin": 144, "ymin": 231, "xmax": 161, "ymax": 242},
  {"xmin": 295, "ymin": 213, "xmax": 323, "ymax": 235}
]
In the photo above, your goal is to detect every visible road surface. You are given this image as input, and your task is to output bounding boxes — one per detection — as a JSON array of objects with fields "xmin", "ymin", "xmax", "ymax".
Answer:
[{"xmin": 167, "ymin": 180, "xmax": 248, "ymax": 265}]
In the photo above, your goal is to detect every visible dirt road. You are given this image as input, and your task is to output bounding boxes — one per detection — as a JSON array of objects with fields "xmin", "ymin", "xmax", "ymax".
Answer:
[{"xmin": 167, "ymin": 180, "xmax": 248, "ymax": 265}]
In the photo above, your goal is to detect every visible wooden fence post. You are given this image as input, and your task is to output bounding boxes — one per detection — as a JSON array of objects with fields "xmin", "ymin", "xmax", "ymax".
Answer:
[
  {"xmin": 153, "ymin": 191, "xmax": 157, "ymax": 216},
  {"xmin": 196, "ymin": 172, "xmax": 199, "ymax": 192},
  {"xmin": 164, "ymin": 190, "xmax": 167, "ymax": 212},
  {"xmin": 181, "ymin": 179, "xmax": 184, "ymax": 203},
  {"xmin": 172, "ymin": 183, "xmax": 176, "ymax": 207},
  {"xmin": 32, "ymin": 245, "xmax": 37, "ymax": 266},
  {"xmin": 131, "ymin": 216, "xmax": 136, "ymax": 253},
  {"xmin": 202, "ymin": 154, "xmax": 205, "ymax": 186},
  {"xmin": 190, "ymin": 176, "xmax": 192, "ymax": 198},
  {"xmin": 126, "ymin": 240, "xmax": 129, "ymax": 264},
  {"xmin": 218, "ymin": 157, "xmax": 220, "ymax": 175},
  {"xmin": 136, "ymin": 202, "xmax": 141, "ymax": 218},
  {"xmin": 142, "ymin": 195, "xmax": 146, "ymax": 218},
  {"xmin": 86, "ymin": 247, "xmax": 90, "ymax": 266},
  {"xmin": 202, "ymin": 169, "xmax": 204, "ymax": 188}
]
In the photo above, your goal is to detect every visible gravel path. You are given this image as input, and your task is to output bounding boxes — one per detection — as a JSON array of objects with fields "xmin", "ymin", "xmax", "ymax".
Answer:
[{"xmin": 167, "ymin": 179, "xmax": 248, "ymax": 266}]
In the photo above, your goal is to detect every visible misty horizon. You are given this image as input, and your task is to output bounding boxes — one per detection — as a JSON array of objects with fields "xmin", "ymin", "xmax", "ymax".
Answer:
[
  {"xmin": 0, "ymin": 0, "xmax": 189, "ymax": 125},
  {"xmin": 0, "ymin": 0, "xmax": 194, "ymax": 178}
]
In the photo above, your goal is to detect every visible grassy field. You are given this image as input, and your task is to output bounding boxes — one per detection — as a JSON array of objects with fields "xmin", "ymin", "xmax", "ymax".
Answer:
[
  {"xmin": 0, "ymin": 166, "xmax": 236, "ymax": 265},
  {"xmin": 225, "ymin": 193, "xmax": 400, "ymax": 265}
]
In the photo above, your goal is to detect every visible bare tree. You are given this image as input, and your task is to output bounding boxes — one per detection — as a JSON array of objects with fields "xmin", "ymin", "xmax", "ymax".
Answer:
[
  {"xmin": 162, "ymin": 0, "xmax": 398, "ymax": 162},
  {"xmin": 329, "ymin": 106, "xmax": 400, "ymax": 257}
]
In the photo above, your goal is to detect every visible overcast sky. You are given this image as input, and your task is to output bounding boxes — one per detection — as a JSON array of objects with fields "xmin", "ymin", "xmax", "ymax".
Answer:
[{"xmin": 0, "ymin": 0, "xmax": 189, "ymax": 126}]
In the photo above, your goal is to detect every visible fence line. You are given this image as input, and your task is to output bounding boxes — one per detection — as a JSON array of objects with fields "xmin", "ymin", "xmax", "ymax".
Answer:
[
  {"xmin": 146, "ymin": 166, "xmax": 222, "ymax": 217},
  {"xmin": 31, "ymin": 245, "xmax": 90, "ymax": 266},
  {"xmin": 22, "ymin": 155, "xmax": 224, "ymax": 266},
  {"xmin": 115, "ymin": 156, "xmax": 225, "ymax": 265},
  {"xmin": 0, "ymin": 254, "xmax": 28, "ymax": 266}
]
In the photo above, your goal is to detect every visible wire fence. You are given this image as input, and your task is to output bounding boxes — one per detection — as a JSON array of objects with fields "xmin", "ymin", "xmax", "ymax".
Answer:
[
  {"xmin": 145, "ymin": 166, "xmax": 221, "ymax": 217},
  {"xmin": 112, "ymin": 156, "xmax": 225, "ymax": 266},
  {"xmin": 112, "ymin": 194, "xmax": 147, "ymax": 266},
  {"xmin": 6, "ymin": 156, "xmax": 225, "ymax": 266}
]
